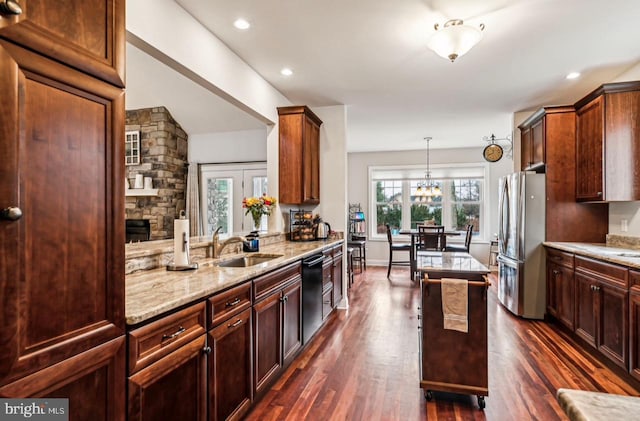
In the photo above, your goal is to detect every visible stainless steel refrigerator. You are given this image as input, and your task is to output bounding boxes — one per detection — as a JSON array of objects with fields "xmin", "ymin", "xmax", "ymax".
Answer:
[{"xmin": 497, "ymin": 172, "xmax": 546, "ymax": 319}]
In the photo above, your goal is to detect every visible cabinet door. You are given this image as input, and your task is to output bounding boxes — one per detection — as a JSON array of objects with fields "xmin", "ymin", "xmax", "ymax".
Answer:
[
  {"xmin": 558, "ymin": 265, "xmax": 575, "ymax": 330},
  {"xmin": 631, "ymin": 290, "xmax": 640, "ymax": 381},
  {"xmin": 253, "ymin": 291, "xmax": 282, "ymax": 395},
  {"xmin": 333, "ymin": 251, "xmax": 344, "ymax": 306},
  {"xmin": 0, "ymin": 336, "xmax": 125, "ymax": 421},
  {"xmin": 209, "ymin": 308, "xmax": 252, "ymax": 421},
  {"xmin": 282, "ymin": 279, "xmax": 302, "ymax": 366},
  {"xmin": 576, "ymin": 96, "xmax": 604, "ymax": 201},
  {"xmin": 128, "ymin": 335, "xmax": 207, "ymax": 421},
  {"xmin": 302, "ymin": 115, "xmax": 320, "ymax": 204},
  {"xmin": 0, "ymin": 41, "xmax": 124, "ymax": 384},
  {"xmin": 574, "ymin": 272, "xmax": 597, "ymax": 347},
  {"xmin": 546, "ymin": 261, "xmax": 561, "ymax": 318},
  {"xmin": 531, "ymin": 117, "xmax": 545, "ymax": 168},
  {"xmin": 597, "ymin": 283, "xmax": 628, "ymax": 368},
  {"xmin": 0, "ymin": 0, "xmax": 125, "ymax": 86},
  {"xmin": 520, "ymin": 127, "xmax": 531, "ymax": 171}
]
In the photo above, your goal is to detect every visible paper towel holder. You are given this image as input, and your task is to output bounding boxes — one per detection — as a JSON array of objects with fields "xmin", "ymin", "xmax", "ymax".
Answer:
[{"xmin": 167, "ymin": 211, "xmax": 199, "ymax": 271}]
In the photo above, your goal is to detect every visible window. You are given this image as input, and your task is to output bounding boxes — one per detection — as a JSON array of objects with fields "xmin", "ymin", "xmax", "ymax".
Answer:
[
  {"xmin": 375, "ymin": 180, "xmax": 403, "ymax": 234},
  {"xmin": 125, "ymin": 130, "xmax": 140, "ymax": 165},
  {"xmin": 369, "ymin": 164, "xmax": 487, "ymax": 241}
]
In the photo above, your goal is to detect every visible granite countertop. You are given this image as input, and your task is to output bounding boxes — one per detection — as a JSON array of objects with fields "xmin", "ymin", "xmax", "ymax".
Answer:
[
  {"xmin": 126, "ymin": 239, "xmax": 343, "ymax": 326},
  {"xmin": 557, "ymin": 388, "xmax": 640, "ymax": 421},
  {"xmin": 543, "ymin": 242, "xmax": 640, "ymax": 270},
  {"xmin": 416, "ymin": 251, "xmax": 490, "ymax": 275}
]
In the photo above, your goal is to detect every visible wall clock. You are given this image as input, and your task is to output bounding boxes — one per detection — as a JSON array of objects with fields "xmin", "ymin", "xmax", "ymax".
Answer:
[{"xmin": 482, "ymin": 143, "xmax": 503, "ymax": 162}]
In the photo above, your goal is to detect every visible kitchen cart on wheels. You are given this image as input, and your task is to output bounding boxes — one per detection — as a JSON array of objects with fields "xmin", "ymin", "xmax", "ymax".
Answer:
[{"xmin": 416, "ymin": 251, "xmax": 491, "ymax": 410}]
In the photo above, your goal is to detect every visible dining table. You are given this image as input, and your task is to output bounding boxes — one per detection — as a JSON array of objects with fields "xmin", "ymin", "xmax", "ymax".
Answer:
[{"xmin": 398, "ymin": 228, "xmax": 460, "ymax": 280}]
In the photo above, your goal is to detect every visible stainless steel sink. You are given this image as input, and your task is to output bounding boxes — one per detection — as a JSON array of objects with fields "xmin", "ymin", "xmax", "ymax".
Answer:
[{"xmin": 217, "ymin": 253, "xmax": 283, "ymax": 268}]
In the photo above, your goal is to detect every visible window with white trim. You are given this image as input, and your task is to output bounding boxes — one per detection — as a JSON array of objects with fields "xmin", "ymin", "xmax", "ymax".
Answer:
[{"xmin": 369, "ymin": 164, "xmax": 488, "ymax": 242}]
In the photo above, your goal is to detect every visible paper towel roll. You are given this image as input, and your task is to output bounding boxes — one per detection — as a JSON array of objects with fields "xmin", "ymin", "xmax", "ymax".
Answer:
[{"xmin": 174, "ymin": 218, "xmax": 190, "ymax": 266}]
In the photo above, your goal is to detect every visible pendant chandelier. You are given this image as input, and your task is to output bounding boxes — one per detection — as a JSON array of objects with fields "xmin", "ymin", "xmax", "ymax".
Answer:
[{"xmin": 415, "ymin": 137, "xmax": 441, "ymax": 202}]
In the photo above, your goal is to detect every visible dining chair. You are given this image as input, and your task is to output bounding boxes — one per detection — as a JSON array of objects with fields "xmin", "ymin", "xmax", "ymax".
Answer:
[
  {"xmin": 385, "ymin": 224, "xmax": 411, "ymax": 279},
  {"xmin": 445, "ymin": 224, "xmax": 474, "ymax": 253},
  {"xmin": 417, "ymin": 225, "xmax": 446, "ymax": 251}
]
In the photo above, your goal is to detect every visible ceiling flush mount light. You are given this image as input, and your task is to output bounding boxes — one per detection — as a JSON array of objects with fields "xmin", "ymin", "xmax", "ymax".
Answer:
[
  {"xmin": 427, "ymin": 19, "xmax": 485, "ymax": 62},
  {"xmin": 233, "ymin": 18, "xmax": 250, "ymax": 30},
  {"xmin": 566, "ymin": 72, "xmax": 581, "ymax": 80},
  {"xmin": 415, "ymin": 137, "xmax": 442, "ymax": 203},
  {"xmin": 280, "ymin": 67, "xmax": 293, "ymax": 76}
]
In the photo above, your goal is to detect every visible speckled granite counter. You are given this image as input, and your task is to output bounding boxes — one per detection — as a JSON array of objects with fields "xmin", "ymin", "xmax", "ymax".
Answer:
[
  {"xmin": 557, "ymin": 388, "xmax": 640, "ymax": 421},
  {"xmin": 126, "ymin": 239, "xmax": 343, "ymax": 326},
  {"xmin": 543, "ymin": 242, "xmax": 640, "ymax": 270}
]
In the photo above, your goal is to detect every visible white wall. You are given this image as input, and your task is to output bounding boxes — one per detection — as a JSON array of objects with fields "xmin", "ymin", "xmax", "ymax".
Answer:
[
  {"xmin": 188, "ymin": 129, "xmax": 268, "ymax": 163},
  {"xmin": 347, "ymin": 147, "xmax": 513, "ymax": 266}
]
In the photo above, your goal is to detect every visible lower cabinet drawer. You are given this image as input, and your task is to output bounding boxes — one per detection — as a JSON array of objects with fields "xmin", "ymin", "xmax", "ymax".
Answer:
[
  {"xmin": 128, "ymin": 302, "xmax": 206, "ymax": 374},
  {"xmin": 209, "ymin": 281, "xmax": 252, "ymax": 328},
  {"xmin": 322, "ymin": 289, "xmax": 333, "ymax": 320}
]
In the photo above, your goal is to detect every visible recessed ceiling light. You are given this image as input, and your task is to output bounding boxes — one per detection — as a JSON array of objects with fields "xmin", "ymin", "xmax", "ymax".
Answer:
[
  {"xmin": 566, "ymin": 72, "xmax": 581, "ymax": 80},
  {"xmin": 233, "ymin": 18, "xmax": 250, "ymax": 30},
  {"xmin": 280, "ymin": 68, "xmax": 293, "ymax": 76}
]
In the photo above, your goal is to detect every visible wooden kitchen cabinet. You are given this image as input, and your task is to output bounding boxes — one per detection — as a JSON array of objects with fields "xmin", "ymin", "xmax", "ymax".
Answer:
[
  {"xmin": 128, "ymin": 302, "xmax": 208, "ymax": 421},
  {"xmin": 278, "ymin": 106, "xmax": 323, "ymax": 205},
  {"xmin": 0, "ymin": 6, "xmax": 125, "ymax": 414},
  {"xmin": 520, "ymin": 116, "xmax": 544, "ymax": 171},
  {"xmin": 252, "ymin": 262, "xmax": 302, "ymax": 395},
  {"xmin": 546, "ymin": 248, "xmax": 575, "ymax": 330},
  {"xmin": 209, "ymin": 308, "xmax": 252, "ymax": 421},
  {"xmin": 574, "ymin": 256, "xmax": 628, "ymax": 369},
  {"xmin": 0, "ymin": 336, "xmax": 125, "ymax": 420},
  {"xmin": 629, "ymin": 270, "xmax": 640, "ymax": 382},
  {"xmin": 207, "ymin": 282, "xmax": 253, "ymax": 421},
  {"xmin": 575, "ymin": 81, "xmax": 640, "ymax": 202},
  {"xmin": 519, "ymin": 106, "xmax": 608, "ymax": 242},
  {"xmin": 128, "ymin": 335, "xmax": 208, "ymax": 421},
  {"xmin": 322, "ymin": 252, "xmax": 334, "ymax": 319},
  {"xmin": 332, "ymin": 244, "xmax": 344, "ymax": 306}
]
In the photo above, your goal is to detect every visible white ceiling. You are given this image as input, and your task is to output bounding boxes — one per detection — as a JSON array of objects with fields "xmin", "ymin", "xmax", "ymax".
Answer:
[
  {"xmin": 127, "ymin": 0, "xmax": 640, "ymax": 152},
  {"xmin": 125, "ymin": 42, "xmax": 266, "ymax": 134}
]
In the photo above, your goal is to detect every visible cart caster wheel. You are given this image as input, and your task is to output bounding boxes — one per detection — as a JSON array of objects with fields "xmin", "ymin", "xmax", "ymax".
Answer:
[
  {"xmin": 477, "ymin": 396, "xmax": 485, "ymax": 410},
  {"xmin": 424, "ymin": 390, "xmax": 433, "ymax": 401}
]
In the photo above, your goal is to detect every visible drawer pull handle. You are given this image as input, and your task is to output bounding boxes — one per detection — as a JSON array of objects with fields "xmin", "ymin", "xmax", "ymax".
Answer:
[
  {"xmin": 225, "ymin": 298, "xmax": 241, "ymax": 307},
  {"xmin": 228, "ymin": 319, "xmax": 243, "ymax": 328},
  {"xmin": 162, "ymin": 326, "xmax": 186, "ymax": 340}
]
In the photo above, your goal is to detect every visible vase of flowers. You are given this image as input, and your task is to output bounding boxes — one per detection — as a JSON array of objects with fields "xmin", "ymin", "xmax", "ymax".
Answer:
[{"xmin": 243, "ymin": 194, "xmax": 277, "ymax": 231}]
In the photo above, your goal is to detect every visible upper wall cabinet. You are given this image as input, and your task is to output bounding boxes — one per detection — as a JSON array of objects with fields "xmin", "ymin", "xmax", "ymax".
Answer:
[
  {"xmin": 519, "ymin": 106, "xmax": 608, "ymax": 242},
  {"xmin": 519, "ymin": 113, "xmax": 545, "ymax": 171},
  {"xmin": 0, "ymin": 0, "xmax": 125, "ymax": 87},
  {"xmin": 575, "ymin": 81, "xmax": 640, "ymax": 202},
  {"xmin": 278, "ymin": 106, "xmax": 323, "ymax": 205}
]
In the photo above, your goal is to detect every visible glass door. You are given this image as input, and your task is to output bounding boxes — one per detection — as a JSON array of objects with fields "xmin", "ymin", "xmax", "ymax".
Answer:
[{"xmin": 200, "ymin": 163, "xmax": 267, "ymax": 235}]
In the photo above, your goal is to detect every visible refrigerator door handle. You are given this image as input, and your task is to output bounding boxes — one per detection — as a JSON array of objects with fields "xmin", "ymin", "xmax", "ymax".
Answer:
[{"xmin": 498, "ymin": 178, "xmax": 510, "ymax": 256}]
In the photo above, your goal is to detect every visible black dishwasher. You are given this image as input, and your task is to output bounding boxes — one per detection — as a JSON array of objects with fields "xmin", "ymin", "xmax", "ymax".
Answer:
[{"xmin": 301, "ymin": 254, "xmax": 325, "ymax": 344}]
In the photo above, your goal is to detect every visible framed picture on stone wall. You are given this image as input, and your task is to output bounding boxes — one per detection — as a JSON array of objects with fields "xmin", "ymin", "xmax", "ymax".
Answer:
[{"xmin": 125, "ymin": 130, "xmax": 140, "ymax": 165}]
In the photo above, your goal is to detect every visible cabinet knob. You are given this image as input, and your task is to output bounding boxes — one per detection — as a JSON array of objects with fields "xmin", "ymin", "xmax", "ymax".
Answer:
[
  {"xmin": 597, "ymin": 192, "xmax": 602, "ymax": 196},
  {"xmin": 553, "ymin": 270, "xmax": 560, "ymax": 275},
  {"xmin": 1, "ymin": 206, "xmax": 22, "ymax": 221},
  {"xmin": 202, "ymin": 346, "xmax": 212, "ymax": 355},
  {"xmin": 0, "ymin": 0, "xmax": 22, "ymax": 15}
]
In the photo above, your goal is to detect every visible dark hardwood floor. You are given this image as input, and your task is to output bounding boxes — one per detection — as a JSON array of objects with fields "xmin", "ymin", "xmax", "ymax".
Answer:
[{"xmin": 245, "ymin": 266, "xmax": 639, "ymax": 420}]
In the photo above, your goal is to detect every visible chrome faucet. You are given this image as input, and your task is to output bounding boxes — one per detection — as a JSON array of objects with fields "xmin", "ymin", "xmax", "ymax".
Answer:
[{"xmin": 211, "ymin": 226, "xmax": 246, "ymax": 258}]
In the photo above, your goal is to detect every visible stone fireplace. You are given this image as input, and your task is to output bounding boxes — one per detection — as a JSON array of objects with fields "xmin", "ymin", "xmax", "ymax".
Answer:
[{"xmin": 125, "ymin": 106, "xmax": 188, "ymax": 240}]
